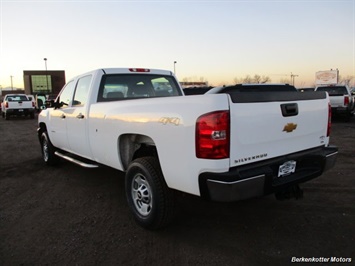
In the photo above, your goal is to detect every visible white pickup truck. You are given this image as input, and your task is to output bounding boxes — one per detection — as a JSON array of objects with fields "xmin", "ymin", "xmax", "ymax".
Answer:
[
  {"xmin": 1, "ymin": 94, "xmax": 35, "ymax": 120},
  {"xmin": 38, "ymin": 68, "xmax": 338, "ymax": 229},
  {"xmin": 315, "ymin": 85, "xmax": 355, "ymax": 121}
]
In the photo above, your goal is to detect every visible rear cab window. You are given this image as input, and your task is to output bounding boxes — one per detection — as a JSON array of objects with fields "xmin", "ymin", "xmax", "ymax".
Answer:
[
  {"xmin": 316, "ymin": 86, "xmax": 347, "ymax": 96},
  {"xmin": 6, "ymin": 95, "xmax": 29, "ymax": 102},
  {"xmin": 97, "ymin": 74, "xmax": 182, "ymax": 102}
]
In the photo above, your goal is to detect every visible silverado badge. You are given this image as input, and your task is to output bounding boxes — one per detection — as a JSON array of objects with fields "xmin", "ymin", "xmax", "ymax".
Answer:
[{"xmin": 283, "ymin": 123, "xmax": 297, "ymax": 133}]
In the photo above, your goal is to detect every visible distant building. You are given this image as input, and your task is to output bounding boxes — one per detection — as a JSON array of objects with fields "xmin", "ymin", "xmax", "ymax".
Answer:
[{"xmin": 23, "ymin": 70, "xmax": 65, "ymax": 96}]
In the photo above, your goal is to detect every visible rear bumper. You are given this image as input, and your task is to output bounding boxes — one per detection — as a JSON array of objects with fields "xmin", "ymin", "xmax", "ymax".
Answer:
[
  {"xmin": 5, "ymin": 108, "xmax": 35, "ymax": 115},
  {"xmin": 331, "ymin": 106, "xmax": 351, "ymax": 115},
  {"xmin": 199, "ymin": 146, "xmax": 338, "ymax": 202}
]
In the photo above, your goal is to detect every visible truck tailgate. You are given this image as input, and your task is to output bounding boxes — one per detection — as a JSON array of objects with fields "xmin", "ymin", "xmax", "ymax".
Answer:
[
  {"xmin": 228, "ymin": 92, "xmax": 329, "ymax": 168},
  {"xmin": 329, "ymin": 95, "xmax": 344, "ymax": 108}
]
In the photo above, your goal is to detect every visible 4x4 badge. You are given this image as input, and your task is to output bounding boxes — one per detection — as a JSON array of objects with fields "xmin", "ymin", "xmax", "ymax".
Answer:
[
  {"xmin": 283, "ymin": 123, "xmax": 297, "ymax": 133},
  {"xmin": 159, "ymin": 117, "xmax": 180, "ymax": 126}
]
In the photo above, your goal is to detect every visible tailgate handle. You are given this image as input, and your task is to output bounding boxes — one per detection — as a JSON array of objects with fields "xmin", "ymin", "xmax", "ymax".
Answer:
[{"xmin": 281, "ymin": 103, "xmax": 298, "ymax": 117}]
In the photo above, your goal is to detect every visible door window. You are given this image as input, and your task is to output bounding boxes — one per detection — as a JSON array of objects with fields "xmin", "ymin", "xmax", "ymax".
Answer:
[
  {"xmin": 58, "ymin": 80, "xmax": 75, "ymax": 108},
  {"xmin": 73, "ymin": 75, "xmax": 92, "ymax": 107}
]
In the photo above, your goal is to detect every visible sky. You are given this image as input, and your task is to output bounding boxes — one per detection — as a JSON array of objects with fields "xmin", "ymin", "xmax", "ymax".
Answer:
[{"xmin": 0, "ymin": 0, "xmax": 354, "ymax": 89}]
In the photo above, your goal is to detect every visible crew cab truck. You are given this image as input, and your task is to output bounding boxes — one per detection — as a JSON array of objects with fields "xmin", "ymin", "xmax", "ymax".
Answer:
[
  {"xmin": 1, "ymin": 94, "xmax": 35, "ymax": 120},
  {"xmin": 315, "ymin": 85, "xmax": 355, "ymax": 121},
  {"xmin": 37, "ymin": 68, "xmax": 338, "ymax": 229}
]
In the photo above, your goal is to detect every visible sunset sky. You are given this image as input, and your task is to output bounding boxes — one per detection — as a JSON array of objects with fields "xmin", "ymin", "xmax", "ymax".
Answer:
[{"xmin": 0, "ymin": 0, "xmax": 354, "ymax": 89}]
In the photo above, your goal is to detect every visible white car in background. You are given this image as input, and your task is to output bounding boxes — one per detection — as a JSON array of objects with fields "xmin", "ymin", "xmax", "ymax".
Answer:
[{"xmin": 315, "ymin": 85, "xmax": 355, "ymax": 121}]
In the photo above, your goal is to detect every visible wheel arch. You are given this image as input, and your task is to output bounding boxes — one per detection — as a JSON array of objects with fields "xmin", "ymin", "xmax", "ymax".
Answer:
[
  {"xmin": 37, "ymin": 122, "xmax": 48, "ymax": 142},
  {"xmin": 119, "ymin": 134, "xmax": 159, "ymax": 171}
]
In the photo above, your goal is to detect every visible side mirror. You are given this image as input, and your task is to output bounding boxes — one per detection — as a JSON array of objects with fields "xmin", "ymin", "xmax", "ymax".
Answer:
[{"xmin": 45, "ymin": 99, "xmax": 58, "ymax": 108}]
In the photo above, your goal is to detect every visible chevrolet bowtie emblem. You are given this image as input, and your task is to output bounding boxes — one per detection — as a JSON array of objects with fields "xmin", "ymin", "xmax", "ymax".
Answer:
[{"xmin": 283, "ymin": 123, "xmax": 297, "ymax": 133}]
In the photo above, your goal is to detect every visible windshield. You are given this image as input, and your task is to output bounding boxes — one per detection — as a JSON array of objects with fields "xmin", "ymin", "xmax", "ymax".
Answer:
[{"xmin": 98, "ymin": 74, "xmax": 182, "ymax": 102}]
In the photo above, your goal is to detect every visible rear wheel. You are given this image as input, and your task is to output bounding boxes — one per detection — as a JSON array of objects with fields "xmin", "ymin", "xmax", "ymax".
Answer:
[
  {"xmin": 125, "ymin": 157, "xmax": 175, "ymax": 230},
  {"xmin": 40, "ymin": 132, "xmax": 58, "ymax": 165}
]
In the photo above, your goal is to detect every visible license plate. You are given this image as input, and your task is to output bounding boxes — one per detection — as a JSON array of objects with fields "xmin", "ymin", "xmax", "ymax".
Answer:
[
  {"xmin": 278, "ymin": 160, "xmax": 296, "ymax": 177},
  {"xmin": 18, "ymin": 109, "xmax": 24, "ymax": 112}
]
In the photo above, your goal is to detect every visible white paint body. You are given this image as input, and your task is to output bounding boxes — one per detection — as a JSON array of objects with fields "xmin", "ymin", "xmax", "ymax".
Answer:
[{"xmin": 39, "ymin": 68, "xmax": 331, "ymax": 197}]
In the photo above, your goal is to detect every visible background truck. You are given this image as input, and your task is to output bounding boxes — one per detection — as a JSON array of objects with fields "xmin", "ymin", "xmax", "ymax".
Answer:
[
  {"xmin": 315, "ymin": 85, "xmax": 355, "ymax": 121},
  {"xmin": 1, "ymin": 94, "xmax": 35, "ymax": 120},
  {"xmin": 37, "ymin": 68, "xmax": 338, "ymax": 229}
]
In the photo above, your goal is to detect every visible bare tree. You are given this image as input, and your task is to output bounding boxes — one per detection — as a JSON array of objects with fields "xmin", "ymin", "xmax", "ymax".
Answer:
[
  {"xmin": 260, "ymin": 75, "xmax": 271, "ymax": 83},
  {"xmin": 234, "ymin": 74, "xmax": 271, "ymax": 84},
  {"xmin": 339, "ymin": 75, "xmax": 354, "ymax": 86}
]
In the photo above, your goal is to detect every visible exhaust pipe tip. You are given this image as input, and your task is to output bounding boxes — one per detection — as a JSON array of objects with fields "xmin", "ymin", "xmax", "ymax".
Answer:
[{"xmin": 275, "ymin": 185, "xmax": 304, "ymax": 201}]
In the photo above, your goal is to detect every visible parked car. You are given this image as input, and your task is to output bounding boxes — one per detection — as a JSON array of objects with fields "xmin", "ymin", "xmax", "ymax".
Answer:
[
  {"xmin": 1, "ymin": 94, "xmax": 35, "ymax": 120},
  {"xmin": 315, "ymin": 85, "xmax": 355, "ymax": 121}
]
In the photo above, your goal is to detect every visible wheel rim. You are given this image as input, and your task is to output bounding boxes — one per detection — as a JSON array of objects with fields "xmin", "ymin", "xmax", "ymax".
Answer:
[
  {"xmin": 131, "ymin": 174, "xmax": 152, "ymax": 216},
  {"xmin": 42, "ymin": 139, "xmax": 49, "ymax": 162}
]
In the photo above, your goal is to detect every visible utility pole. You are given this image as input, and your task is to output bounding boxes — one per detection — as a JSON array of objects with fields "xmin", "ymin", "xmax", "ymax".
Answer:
[
  {"xmin": 174, "ymin": 61, "xmax": 177, "ymax": 75},
  {"xmin": 290, "ymin": 72, "xmax": 299, "ymax": 86},
  {"xmin": 10, "ymin": 75, "xmax": 14, "ymax": 90}
]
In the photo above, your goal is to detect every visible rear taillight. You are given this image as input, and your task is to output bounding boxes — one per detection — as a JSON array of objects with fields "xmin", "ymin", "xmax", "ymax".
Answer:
[
  {"xmin": 327, "ymin": 102, "xmax": 332, "ymax": 137},
  {"xmin": 32, "ymin": 102, "xmax": 35, "ymax": 107},
  {"xmin": 5, "ymin": 102, "xmax": 8, "ymax": 108},
  {"xmin": 344, "ymin": 96, "xmax": 349, "ymax": 106},
  {"xmin": 196, "ymin": 111, "xmax": 230, "ymax": 159}
]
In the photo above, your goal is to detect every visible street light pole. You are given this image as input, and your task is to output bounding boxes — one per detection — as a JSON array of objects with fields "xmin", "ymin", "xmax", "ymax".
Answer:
[
  {"xmin": 174, "ymin": 61, "xmax": 177, "ymax": 75},
  {"xmin": 44, "ymin": 58, "xmax": 49, "ymax": 93}
]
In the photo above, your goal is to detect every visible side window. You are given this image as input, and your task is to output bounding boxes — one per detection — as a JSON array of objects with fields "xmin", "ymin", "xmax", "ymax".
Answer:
[
  {"xmin": 58, "ymin": 80, "xmax": 75, "ymax": 108},
  {"xmin": 73, "ymin": 75, "xmax": 92, "ymax": 107}
]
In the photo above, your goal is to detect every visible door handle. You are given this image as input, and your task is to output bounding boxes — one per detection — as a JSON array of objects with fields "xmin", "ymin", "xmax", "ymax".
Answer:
[
  {"xmin": 60, "ymin": 114, "xmax": 66, "ymax": 119},
  {"xmin": 76, "ymin": 113, "xmax": 84, "ymax": 119}
]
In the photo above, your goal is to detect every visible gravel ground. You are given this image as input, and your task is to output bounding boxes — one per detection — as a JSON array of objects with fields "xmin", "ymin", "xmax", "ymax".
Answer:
[{"xmin": 0, "ymin": 114, "xmax": 354, "ymax": 265}]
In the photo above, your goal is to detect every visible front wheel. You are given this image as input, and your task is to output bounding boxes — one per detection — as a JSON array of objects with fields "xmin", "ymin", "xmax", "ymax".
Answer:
[
  {"xmin": 40, "ymin": 132, "xmax": 58, "ymax": 165},
  {"xmin": 125, "ymin": 157, "xmax": 175, "ymax": 230}
]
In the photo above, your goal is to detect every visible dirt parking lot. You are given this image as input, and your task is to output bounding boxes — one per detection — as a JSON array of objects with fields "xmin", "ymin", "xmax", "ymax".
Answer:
[{"xmin": 0, "ymin": 114, "xmax": 354, "ymax": 265}]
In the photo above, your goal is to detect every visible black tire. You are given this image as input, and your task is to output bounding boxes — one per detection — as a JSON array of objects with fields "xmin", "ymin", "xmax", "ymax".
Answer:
[
  {"xmin": 30, "ymin": 112, "xmax": 35, "ymax": 119},
  {"xmin": 5, "ymin": 113, "xmax": 10, "ymax": 120},
  {"xmin": 40, "ymin": 132, "xmax": 58, "ymax": 165},
  {"xmin": 125, "ymin": 157, "xmax": 175, "ymax": 230}
]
